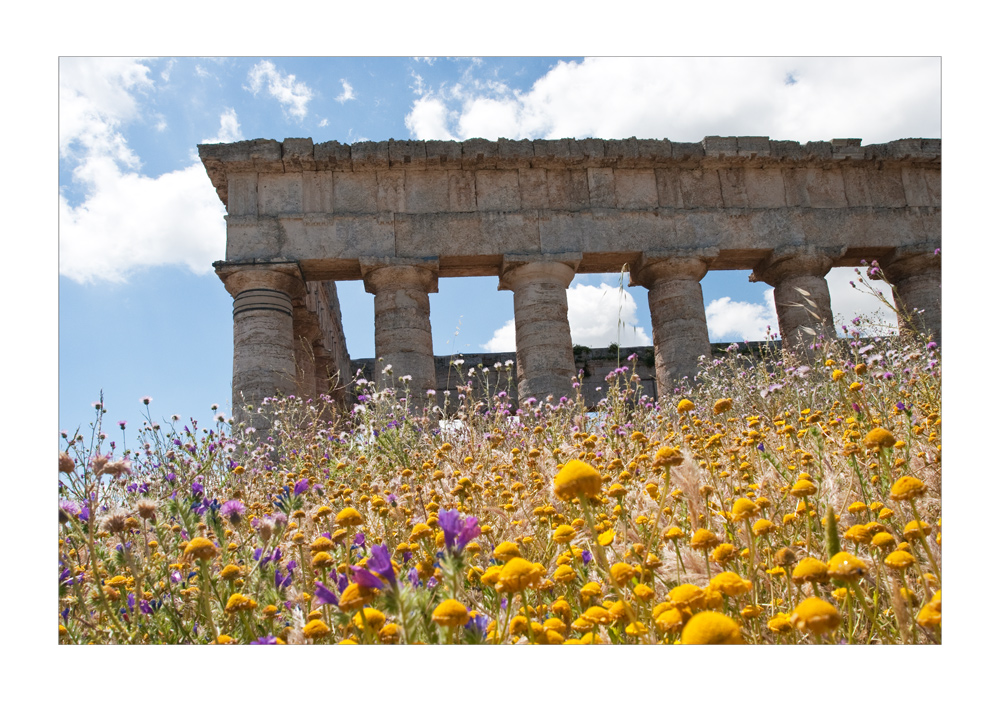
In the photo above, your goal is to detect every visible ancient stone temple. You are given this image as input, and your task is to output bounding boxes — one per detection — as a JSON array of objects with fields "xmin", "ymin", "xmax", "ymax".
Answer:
[{"xmin": 199, "ymin": 136, "xmax": 940, "ymax": 422}]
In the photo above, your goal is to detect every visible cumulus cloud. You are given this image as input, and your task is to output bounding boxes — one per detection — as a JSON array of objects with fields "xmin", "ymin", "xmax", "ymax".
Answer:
[
  {"xmin": 827, "ymin": 267, "xmax": 899, "ymax": 334},
  {"xmin": 59, "ymin": 57, "xmax": 226, "ymax": 284},
  {"xmin": 481, "ymin": 282, "xmax": 651, "ymax": 353},
  {"xmin": 202, "ymin": 107, "xmax": 243, "ymax": 144},
  {"xmin": 705, "ymin": 290, "xmax": 779, "ymax": 342},
  {"xmin": 404, "ymin": 57, "xmax": 940, "ymax": 143},
  {"xmin": 245, "ymin": 60, "xmax": 314, "ymax": 120},
  {"xmin": 335, "ymin": 79, "xmax": 355, "ymax": 104}
]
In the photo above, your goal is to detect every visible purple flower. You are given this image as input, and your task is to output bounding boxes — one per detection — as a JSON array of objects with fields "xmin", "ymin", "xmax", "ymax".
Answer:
[
  {"xmin": 313, "ymin": 581, "xmax": 339, "ymax": 606},
  {"xmin": 275, "ymin": 567, "xmax": 293, "ymax": 590},
  {"xmin": 220, "ymin": 499, "xmax": 245, "ymax": 524},
  {"xmin": 351, "ymin": 565, "xmax": 384, "ymax": 590},
  {"xmin": 366, "ymin": 544, "xmax": 397, "ymax": 588},
  {"xmin": 293, "ymin": 478, "xmax": 310, "ymax": 496},
  {"xmin": 581, "ymin": 550, "xmax": 593, "ymax": 566},
  {"xmin": 438, "ymin": 510, "xmax": 481, "ymax": 554},
  {"xmin": 757, "ymin": 443, "xmax": 765, "ymax": 451},
  {"xmin": 250, "ymin": 635, "xmax": 278, "ymax": 645},
  {"xmin": 59, "ymin": 500, "xmax": 80, "ymax": 523},
  {"xmin": 139, "ymin": 599, "xmax": 153, "ymax": 615},
  {"xmin": 407, "ymin": 567, "xmax": 420, "ymax": 587},
  {"xmin": 354, "ymin": 532, "xmax": 366, "ymax": 547},
  {"xmin": 191, "ymin": 481, "xmax": 204, "ymax": 498}
]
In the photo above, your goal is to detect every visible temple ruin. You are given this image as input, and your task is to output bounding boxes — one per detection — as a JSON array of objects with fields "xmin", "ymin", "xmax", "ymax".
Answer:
[{"xmin": 199, "ymin": 136, "xmax": 941, "ymax": 422}]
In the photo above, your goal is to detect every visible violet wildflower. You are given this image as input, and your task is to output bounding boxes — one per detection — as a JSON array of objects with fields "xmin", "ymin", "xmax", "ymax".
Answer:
[
  {"xmin": 354, "ymin": 532, "xmax": 366, "ymax": 548},
  {"xmin": 59, "ymin": 500, "xmax": 80, "ymax": 523},
  {"xmin": 313, "ymin": 581, "xmax": 339, "ymax": 606},
  {"xmin": 367, "ymin": 544, "xmax": 397, "ymax": 588},
  {"xmin": 351, "ymin": 565, "xmax": 384, "ymax": 590},
  {"xmin": 581, "ymin": 550, "xmax": 593, "ymax": 565},
  {"xmin": 249, "ymin": 635, "xmax": 278, "ymax": 644},
  {"xmin": 293, "ymin": 478, "xmax": 310, "ymax": 496},
  {"xmin": 220, "ymin": 499, "xmax": 245, "ymax": 525}
]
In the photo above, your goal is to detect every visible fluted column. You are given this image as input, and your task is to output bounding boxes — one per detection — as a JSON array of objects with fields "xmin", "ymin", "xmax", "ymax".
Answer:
[
  {"xmin": 361, "ymin": 258, "xmax": 438, "ymax": 395},
  {"xmin": 630, "ymin": 250, "xmax": 716, "ymax": 393},
  {"xmin": 292, "ymin": 306, "xmax": 320, "ymax": 400},
  {"xmin": 751, "ymin": 246, "xmax": 843, "ymax": 356},
  {"xmin": 880, "ymin": 247, "xmax": 941, "ymax": 345},
  {"xmin": 498, "ymin": 255, "xmax": 580, "ymax": 403},
  {"xmin": 215, "ymin": 261, "xmax": 305, "ymax": 427}
]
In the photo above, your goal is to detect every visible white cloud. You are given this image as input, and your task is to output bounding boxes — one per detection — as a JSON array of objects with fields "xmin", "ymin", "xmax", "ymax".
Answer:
[
  {"xmin": 481, "ymin": 282, "xmax": 651, "ymax": 353},
  {"xmin": 405, "ymin": 57, "xmax": 940, "ymax": 143},
  {"xmin": 59, "ymin": 57, "xmax": 226, "ymax": 284},
  {"xmin": 705, "ymin": 290, "xmax": 779, "ymax": 342},
  {"xmin": 827, "ymin": 267, "xmax": 899, "ymax": 334},
  {"xmin": 160, "ymin": 59, "xmax": 176, "ymax": 82},
  {"xmin": 195, "ymin": 64, "xmax": 211, "ymax": 79},
  {"xmin": 482, "ymin": 318, "xmax": 516, "ymax": 353},
  {"xmin": 404, "ymin": 96, "xmax": 456, "ymax": 140},
  {"xmin": 201, "ymin": 108, "xmax": 243, "ymax": 144},
  {"xmin": 335, "ymin": 79, "xmax": 355, "ymax": 104},
  {"xmin": 245, "ymin": 60, "xmax": 314, "ymax": 120},
  {"xmin": 318, "ymin": 118, "xmax": 329, "ymax": 128}
]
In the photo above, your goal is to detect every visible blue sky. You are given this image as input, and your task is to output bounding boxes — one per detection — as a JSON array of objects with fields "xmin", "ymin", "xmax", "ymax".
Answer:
[{"xmin": 58, "ymin": 56, "xmax": 942, "ymax": 435}]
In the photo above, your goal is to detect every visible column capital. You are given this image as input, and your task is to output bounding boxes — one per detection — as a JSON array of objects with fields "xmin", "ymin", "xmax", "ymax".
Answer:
[
  {"xmin": 749, "ymin": 245, "xmax": 846, "ymax": 287},
  {"xmin": 498, "ymin": 252, "xmax": 581, "ymax": 291},
  {"xmin": 629, "ymin": 248, "xmax": 718, "ymax": 288},
  {"xmin": 214, "ymin": 260, "xmax": 306, "ymax": 299},
  {"xmin": 879, "ymin": 244, "xmax": 941, "ymax": 283},
  {"xmin": 360, "ymin": 257, "xmax": 439, "ymax": 295}
]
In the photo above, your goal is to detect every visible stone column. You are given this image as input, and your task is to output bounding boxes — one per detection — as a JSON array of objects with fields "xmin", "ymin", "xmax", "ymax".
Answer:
[
  {"xmin": 751, "ymin": 246, "xmax": 844, "ymax": 356},
  {"xmin": 880, "ymin": 247, "xmax": 941, "ymax": 345},
  {"xmin": 361, "ymin": 258, "xmax": 439, "ymax": 395},
  {"xmin": 630, "ymin": 250, "xmax": 716, "ymax": 393},
  {"xmin": 498, "ymin": 255, "xmax": 580, "ymax": 403},
  {"xmin": 292, "ymin": 306, "xmax": 320, "ymax": 400},
  {"xmin": 215, "ymin": 262, "xmax": 305, "ymax": 427}
]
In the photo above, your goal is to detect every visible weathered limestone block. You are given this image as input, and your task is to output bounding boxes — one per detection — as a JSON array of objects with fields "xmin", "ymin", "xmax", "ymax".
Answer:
[
  {"xmin": 499, "ymin": 256, "xmax": 580, "ymax": 402},
  {"xmin": 361, "ymin": 259, "xmax": 439, "ymax": 395},
  {"xmin": 751, "ymin": 246, "xmax": 844, "ymax": 355},
  {"xmin": 880, "ymin": 247, "xmax": 941, "ymax": 344},
  {"xmin": 630, "ymin": 250, "xmax": 716, "ymax": 389},
  {"xmin": 215, "ymin": 262, "xmax": 305, "ymax": 427}
]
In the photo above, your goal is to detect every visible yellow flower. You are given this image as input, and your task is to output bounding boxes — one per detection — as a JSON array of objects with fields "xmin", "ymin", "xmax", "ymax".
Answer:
[
  {"xmin": 890, "ymin": 476, "xmax": 927, "ymax": 501},
  {"xmin": 689, "ymin": 528, "xmax": 720, "ymax": 550},
  {"xmin": 338, "ymin": 583, "xmax": 375, "ymax": 611},
  {"xmin": 653, "ymin": 446, "xmax": 684, "ymax": 468},
  {"xmin": 105, "ymin": 575, "xmax": 129, "ymax": 588},
  {"xmin": 832, "ymin": 369, "xmax": 845, "ymax": 381},
  {"xmin": 311, "ymin": 551, "xmax": 335, "ymax": 569},
  {"xmin": 310, "ymin": 536, "xmax": 335, "ymax": 553},
  {"xmin": 884, "ymin": 550, "xmax": 916, "ymax": 571},
  {"xmin": 610, "ymin": 562, "xmax": 637, "ymax": 587},
  {"xmin": 709, "ymin": 571, "xmax": 751, "ymax": 597},
  {"xmin": 713, "ymin": 398, "xmax": 733, "ymax": 415},
  {"xmin": 581, "ymin": 605, "xmax": 613, "ymax": 625},
  {"xmin": 496, "ymin": 558, "xmax": 543, "ymax": 592},
  {"xmin": 215, "ymin": 634, "xmax": 234, "ymax": 644},
  {"xmin": 492, "ymin": 541, "xmax": 521, "ymax": 562},
  {"xmin": 302, "ymin": 619, "xmax": 332, "ymax": 640},
  {"xmin": 353, "ymin": 608, "xmax": 386, "ymax": 632},
  {"xmin": 553, "ymin": 564, "xmax": 577, "ymax": 584},
  {"xmin": 633, "ymin": 583, "xmax": 656, "ymax": 602},
  {"xmin": 680, "ymin": 611, "xmax": 743, "ymax": 644},
  {"xmin": 792, "ymin": 557, "xmax": 829, "ymax": 585},
  {"xmin": 668, "ymin": 584, "xmax": 705, "ymax": 611},
  {"xmin": 789, "ymin": 479, "xmax": 817, "ymax": 497},
  {"xmin": 677, "ymin": 399, "xmax": 696, "ymax": 414},
  {"xmin": 790, "ymin": 597, "xmax": 840, "ymax": 635},
  {"xmin": 225, "ymin": 593, "xmax": 257, "ymax": 613},
  {"xmin": 767, "ymin": 613, "xmax": 792, "ymax": 634},
  {"xmin": 553, "ymin": 460, "xmax": 603, "ymax": 501},
  {"xmin": 752, "ymin": 518, "xmax": 775, "ymax": 537},
  {"xmin": 654, "ymin": 606, "xmax": 688, "ymax": 633},
  {"xmin": 379, "ymin": 623, "xmax": 401, "ymax": 644},
  {"xmin": 184, "ymin": 536, "xmax": 217, "ymax": 561},
  {"xmin": 480, "ymin": 565, "xmax": 502, "ymax": 587},
  {"xmin": 598, "ymin": 529, "xmax": 616, "ymax": 546},
  {"xmin": 335, "ymin": 507, "xmax": 363, "ymax": 527},
  {"xmin": 827, "ymin": 552, "xmax": 866, "ymax": 581},
  {"xmin": 580, "ymin": 581, "xmax": 603, "ymax": 600},
  {"xmin": 731, "ymin": 497, "xmax": 759, "ymax": 522},
  {"xmin": 219, "ymin": 564, "xmax": 241, "ymax": 581},
  {"xmin": 663, "ymin": 526, "xmax": 686, "ymax": 541},
  {"xmin": 711, "ymin": 543, "xmax": 738, "ymax": 565},
  {"xmin": 552, "ymin": 524, "xmax": 577, "ymax": 544},
  {"xmin": 903, "ymin": 520, "xmax": 932, "ymax": 541},
  {"xmin": 864, "ymin": 428, "xmax": 896, "ymax": 450}
]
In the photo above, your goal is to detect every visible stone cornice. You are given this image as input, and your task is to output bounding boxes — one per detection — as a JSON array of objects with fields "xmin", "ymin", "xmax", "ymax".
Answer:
[{"xmin": 199, "ymin": 136, "xmax": 941, "ymax": 208}]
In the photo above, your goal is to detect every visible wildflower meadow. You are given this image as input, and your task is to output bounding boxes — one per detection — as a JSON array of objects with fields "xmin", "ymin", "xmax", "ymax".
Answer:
[{"xmin": 57, "ymin": 271, "xmax": 942, "ymax": 646}]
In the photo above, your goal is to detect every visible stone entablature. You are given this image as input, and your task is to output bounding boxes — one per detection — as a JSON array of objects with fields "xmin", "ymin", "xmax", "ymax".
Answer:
[
  {"xmin": 200, "ymin": 136, "xmax": 940, "ymax": 279},
  {"xmin": 201, "ymin": 136, "xmax": 940, "ymax": 422}
]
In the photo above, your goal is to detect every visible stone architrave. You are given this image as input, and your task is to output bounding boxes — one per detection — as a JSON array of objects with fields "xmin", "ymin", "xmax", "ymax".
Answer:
[
  {"xmin": 214, "ymin": 262, "xmax": 306, "ymax": 427},
  {"xmin": 630, "ymin": 249, "xmax": 717, "ymax": 391},
  {"xmin": 880, "ymin": 246, "xmax": 941, "ymax": 344},
  {"xmin": 361, "ymin": 258, "xmax": 439, "ymax": 396},
  {"xmin": 751, "ymin": 245, "xmax": 845, "ymax": 355},
  {"xmin": 498, "ymin": 254, "xmax": 581, "ymax": 403}
]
